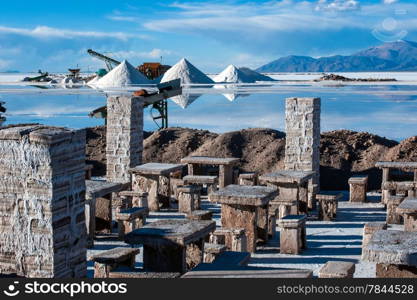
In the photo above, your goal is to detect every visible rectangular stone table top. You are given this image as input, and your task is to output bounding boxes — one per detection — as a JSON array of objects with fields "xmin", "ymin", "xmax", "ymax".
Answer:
[
  {"xmin": 181, "ymin": 156, "xmax": 239, "ymax": 166},
  {"xmin": 124, "ymin": 219, "xmax": 216, "ymax": 247},
  {"xmin": 397, "ymin": 198, "xmax": 417, "ymax": 214},
  {"xmin": 362, "ymin": 230, "xmax": 417, "ymax": 267},
  {"xmin": 129, "ymin": 163, "xmax": 184, "ymax": 176},
  {"xmin": 86, "ymin": 179, "xmax": 124, "ymax": 200},
  {"xmin": 259, "ymin": 170, "xmax": 314, "ymax": 185},
  {"xmin": 208, "ymin": 185, "xmax": 277, "ymax": 206},
  {"xmin": 375, "ymin": 161, "xmax": 417, "ymax": 170},
  {"xmin": 181, "ymin": 267, "xmax": 313, "ymax": 278},
  {"xmin": 348, "ymin": 175, "xmax": 368, "ymax": 184}
]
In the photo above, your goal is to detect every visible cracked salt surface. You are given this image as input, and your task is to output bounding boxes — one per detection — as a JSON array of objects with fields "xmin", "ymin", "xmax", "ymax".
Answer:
[{"xmin": 87, "ymin": 191, "xmax": 392, "ymax": 278}]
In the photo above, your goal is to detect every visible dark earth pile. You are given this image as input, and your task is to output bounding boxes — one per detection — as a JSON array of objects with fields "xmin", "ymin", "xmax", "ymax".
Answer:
[{"xmin": 86, "ymin": 126, "xmax": 417, "ymax": 190}]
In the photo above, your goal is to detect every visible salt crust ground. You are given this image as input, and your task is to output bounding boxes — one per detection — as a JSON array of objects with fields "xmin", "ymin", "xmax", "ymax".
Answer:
[{"xmin": 87, "ymin": 191, "xmax": 395, "ymax": 278}]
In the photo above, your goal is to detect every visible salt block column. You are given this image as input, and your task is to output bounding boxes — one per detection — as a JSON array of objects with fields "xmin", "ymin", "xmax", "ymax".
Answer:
[
  {"xmin": 106, "ymin": 96, "xmax": 144, "ymax": 183},
  {"xmin": 0, "ymin": 125, "xmax": 87, "ymax": 278},
  {"xmin": 285, "ymin": 97, "xmax": 321, "ymax": 202}
]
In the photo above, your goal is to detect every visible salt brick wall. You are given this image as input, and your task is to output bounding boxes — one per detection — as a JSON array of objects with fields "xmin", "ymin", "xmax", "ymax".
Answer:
[
  {"xmin": 0, "ymin": 125, "xmax": 87, "ymax": 278},
  {"xmin": 106, "ymin": 96, "xmax": 144, "ymax": 183},
  {"xmin": 284, "ymin": 97, "xmax": 321, "ymax": 186}
]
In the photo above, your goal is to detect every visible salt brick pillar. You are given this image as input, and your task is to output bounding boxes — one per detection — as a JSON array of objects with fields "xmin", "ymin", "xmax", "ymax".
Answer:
[
  {"xmin": 0, "ymin": 125, "xmax": 87, "ymax": 278},
  {"xmin": 284, "ymin": 97, "xmax": 321, "ymax": 188},
  {"xmin": 106, "ymin": 96, "xmax": 144, "ymax": 183}
]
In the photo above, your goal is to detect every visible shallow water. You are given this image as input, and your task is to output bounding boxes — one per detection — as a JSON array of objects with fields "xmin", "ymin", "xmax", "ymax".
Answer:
[{"xmin": 1, "ymin": 76, "xmax": 416, "ymax": 141}]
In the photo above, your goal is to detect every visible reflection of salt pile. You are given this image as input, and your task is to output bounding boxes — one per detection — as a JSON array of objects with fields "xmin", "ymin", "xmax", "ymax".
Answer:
[
  {"xmin": 161, "ymin": 58, "xmax": 213, "ymax": 108},
  {"xmin": 213, "ymin": 84, "xmax": 250, "ymax": 101},
  {"xmin": 94, "ymin": 60, "xmax": 150, "ymax": 88},
  {"xmin": 214, "ymin": 65, "xmax": 274, "ymax": 83}
]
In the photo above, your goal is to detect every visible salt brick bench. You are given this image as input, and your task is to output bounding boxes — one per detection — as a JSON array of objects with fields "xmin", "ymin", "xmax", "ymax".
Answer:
[
  {"xmin": 115, "ymin": 207, "xmax": 149, "ymax": 239},
  {"xmin": 178, "ymin": 185, "xmax": 201, "ymax": 213},
  {"xmin": 209, "ymin": 228, "xmax": 247, "ymax": 252},
  {"xmin": 183, "ymin": 175, "xmax": 218, "ymax": 194},
  {"xmin": 319, "ymin": 261, "xmax": 355, "ymax": 278},
  {"xmin": 362, "ymin": 222, "xmax": 387, "ymax": 251},
  {"xmin": 386, "ymin": 194, "xmax": 405, "ymax": 224},
  {"xmin": 91, "ymin": 247, "xmax": 140, "ymax": 278},
  {"xmin": 187, "ymin": 210, "xmax": 213, "ymax": 221},
  {"xmin": 238, "ymin": 172, "xmax": 258, "ymax": 186},
  {"xmin": 278, "ymin": 215, "xmax": 307, "ymax": 255},
  {"xmin": 118, "ymin": 190, "xmax": 148, "ymax": 209},
  {"xmin": 397, "ymin": 197, "xmax": 417, "ymax": 232},
  {"xmin": 317, "ymin": 192, "xmax": 342, "ymax": 221},
  {"xmin": 203, "ymin": 243, "xmax": 227, "ymax": 263},
  {"xmin": 349, "ymin": 175, "xmax": 368, "ymax": 203}
]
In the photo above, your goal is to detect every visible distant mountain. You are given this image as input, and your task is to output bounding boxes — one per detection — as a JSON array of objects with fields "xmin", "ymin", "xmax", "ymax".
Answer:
[{"xmin": 257, "ymin": 40, "xmax": 417, "ymax": 72}]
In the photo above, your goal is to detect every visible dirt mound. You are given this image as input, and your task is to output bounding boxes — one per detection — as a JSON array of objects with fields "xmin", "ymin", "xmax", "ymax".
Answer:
[
  {"xmin": 384, "ymin": 136, "xmax": 417, "ymax": 162},
  {"xmin": 86, "ymin": 126, "xmax": 107, "ymax": 176},
  {"xmin": 85, "ymin": 126, "xmax": 416, "ymax": 190},
  {"xmin": 192, "ymin": 128, "xmax": 286, "ymax": 173},
  {"xmin": 143, "ymin": 127, "xmax": 217, "ymax": 164},
  {"xmin": 320, "ymin": 130, "xmax": 398, "ymax": 189}
]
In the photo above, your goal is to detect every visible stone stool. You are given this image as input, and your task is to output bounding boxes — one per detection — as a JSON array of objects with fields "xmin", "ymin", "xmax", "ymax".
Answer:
[
  {"xmin": 209, "ymin": 228, "xmax": 247, "ymax": 252},
  {"xmin": 319, "ymin": 261, "xmax": 355, "ymax": 278},
  {"xmin": 118, "ymin": 191, "xmax": 149, "ymax": 210},
  {"xmin": 115, "ymin": 207, "xmax": 148, "ymax": 239},
  {"xmin": 349, "ymin": 175, "xmax": 368, "ymax": 203},
  {"xmin": 178, "ymin": 185, "xmax": 201, "ymax": 213},
  {"xmin": 278, "ymin": 215, "xmax": 307, "ymax": 255},
  {"xmin": 362, "ymin": 222, "xmax": 387, "ymax": 252},
  {"xmin": 203, "ymin": 243, "xmax": 227, "ymax": 263},
  {"xmin": 183, "ymin": 175, "xmax": 218, "ymax": 195},
  {"xmin": 386, "ymin": 195, "xmax": 405, "ymax": 224},
  {"xmin": 238, "ymin": 172, "xmax": 258, "ymax": 186},
  {"xmin": 317, "ymin": 192, "xmax": 342, "ymax": 221},
  {"xmin": 397, "ymin": 198, "xmax": 417, "ymax": 232},
  {"xmin": 187, "ymin": 210, "xmax": 213, "ymax": 221},
  {"xmin": 91, "ymin": 247, "xmax": 140, "ymax": 278}
]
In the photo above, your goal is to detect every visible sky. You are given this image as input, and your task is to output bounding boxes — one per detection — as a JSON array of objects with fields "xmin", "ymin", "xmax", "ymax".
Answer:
[{"xmin": 1, "ymin": 0, "xmax": 417, "ymax": 73}]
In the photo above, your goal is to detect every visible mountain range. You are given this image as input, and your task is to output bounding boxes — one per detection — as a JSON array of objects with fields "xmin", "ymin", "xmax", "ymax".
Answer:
[{"xmin": 256, "ymin": 40, "xmax": 417, "ymax": 72}]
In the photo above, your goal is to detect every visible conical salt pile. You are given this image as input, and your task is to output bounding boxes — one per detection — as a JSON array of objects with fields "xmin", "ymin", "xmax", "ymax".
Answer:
[
  {"xmin": 238, "ymin": 67, "xmax": 275, "ymax": 82},
  {"xmin": 161, "ymin": 58, "xmax": 214, "ymax": 85},
  {"xmin": 214, "ymin": 65, "xmax": 252, "ymax": 83},
  {"xmin": 95, "ymin": 60, "xmax": 150, "ymax": 88}
]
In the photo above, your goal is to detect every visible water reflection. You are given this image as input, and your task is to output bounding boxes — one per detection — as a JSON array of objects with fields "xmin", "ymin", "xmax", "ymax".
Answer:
[{"xmin": 170, "ymin": 92, "xmax": 202, "ymax": 109}]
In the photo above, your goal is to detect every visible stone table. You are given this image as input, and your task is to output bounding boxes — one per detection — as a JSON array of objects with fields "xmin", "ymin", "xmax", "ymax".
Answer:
[
  {"xmin": 397, "ymin": 198, "xmax": 417, "ymax": 232},
  {"xmin": 362, "ymin": 230, "xmax": 417, "ymax": 278},
  {"xmin": 181, "ymin": 156, "xmax": 240, "ymax": 188},
  {"xmin": 124, "ymin": 219, "xmax": 216, "ymax": 273},
  {"xmin": 129, "ymin": 163, "xmax": 184, "ymax": 211},
  {"xmin": 259, "ymin": 170, "xmax": 315, "ymax": 216},
  {"xmin": 85, "ymin": 179, "xmax": 124, "ymax": 246},
  {"xmin": 209, "ymin": 185, "xmax": 278, "ymax": 252},
  {"xmin": 375, "ymin": 161, "xmax": 417, "ymax": 204}
]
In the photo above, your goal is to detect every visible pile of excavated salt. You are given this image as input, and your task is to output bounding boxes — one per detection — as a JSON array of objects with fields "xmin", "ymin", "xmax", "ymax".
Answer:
[
  {"xmin": 161, "ymin": 58, "xmax": 214, "ymax": 85},
  {"xmin": 214, "ymin": 65, "xmax": 274, "ymax": 83},
  {"xmin": 94, "ymin": 60, "xmax": 150, "ymax": 88}
]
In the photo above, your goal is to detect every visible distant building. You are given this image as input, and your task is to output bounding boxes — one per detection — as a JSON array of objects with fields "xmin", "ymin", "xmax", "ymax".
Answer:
[{"xmin": 138, "ymin": 63, "xmax": 171, "ymax": 80}]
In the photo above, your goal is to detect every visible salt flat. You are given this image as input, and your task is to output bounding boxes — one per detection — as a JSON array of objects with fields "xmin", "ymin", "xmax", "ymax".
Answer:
[{"xmin": 87, "ymin": 191, "xmax": 391, "ymax": 278}]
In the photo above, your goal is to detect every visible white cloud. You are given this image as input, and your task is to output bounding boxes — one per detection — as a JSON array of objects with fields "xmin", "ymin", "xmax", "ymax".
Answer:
[
  {"xmin": 111, "ymin": 48, "xmax": 173, "ymax": 60},
  {"xmin": 383, "ymin": 0, "xmax": 398, "ymax": 4},
  {"xmin": 315, "ymin": 0, "xmax": 360, "ymax": 12},
  {"xmin": 0, "ymin": 25, "xmax": 137, "ymax": 41}
]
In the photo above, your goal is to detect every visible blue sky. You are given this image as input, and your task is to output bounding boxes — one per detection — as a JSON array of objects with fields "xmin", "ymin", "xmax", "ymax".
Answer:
[{"xmin": 1, "ymin": 0, "xmax": 417, "ymax": 72}]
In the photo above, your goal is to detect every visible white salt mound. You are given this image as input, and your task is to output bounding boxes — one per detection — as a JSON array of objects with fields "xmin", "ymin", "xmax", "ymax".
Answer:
[
  {"xmin": 161, "ymin": 58, "xmax": 213, "ymax": 85},
  {"xmin": 95, "ymin": 60, "xmax": 150, "ymax": 88},
  {"xmin": 214, "ymin": 65, "xmax": 274, "ymax": 83}
]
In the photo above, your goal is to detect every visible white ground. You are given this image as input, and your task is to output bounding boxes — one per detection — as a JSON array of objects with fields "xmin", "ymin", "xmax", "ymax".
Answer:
[{"xmin": 87, "ymin": 190, "xmax": 396, "ymax": 278}]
